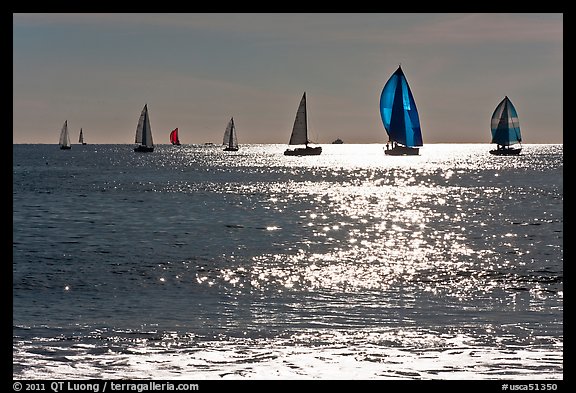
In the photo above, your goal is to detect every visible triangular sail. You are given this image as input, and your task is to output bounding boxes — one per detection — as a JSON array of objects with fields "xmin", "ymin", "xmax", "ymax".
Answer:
[
  {"xmin": 379, "ymin": 66, "xmax": 423, "ymax": 147},
  {"xmin": 78, "ymin": 128, "xmax": 84, "ymax": 144},
  {"xmin": 289, "ymin": 92, "xmax": 308, "ymax": 145},
  {"xmin": 59, "ymin": 120, "xmax": 70, "ymax": 147},
  {"xmin": 170, "ymin": 128, "xmax": 180, "ymax": 144},
  {"xmin": 491, "ymin": 96, "xmax": 521, "ymax": 146},
  {"xmin": 223, "ymin": 117, "xmax": 238, "ymax": 149},
  {"xmin": 135, "ymin": 104, "xmax": 154, "ymax": 147}
]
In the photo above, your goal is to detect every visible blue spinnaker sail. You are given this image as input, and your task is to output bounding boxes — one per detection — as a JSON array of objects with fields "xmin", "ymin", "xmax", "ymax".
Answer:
[
  {"xmin": 379, "ymin": 66, "xmax": 423, "ymax": 147},
  {"xmin": 491, "ymin": 96, "xmax": 521, "ymax": 146}
]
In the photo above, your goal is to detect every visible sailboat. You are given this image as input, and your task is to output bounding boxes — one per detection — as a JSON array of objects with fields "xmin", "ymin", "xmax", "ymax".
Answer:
[
  {"xmin": 134, "ymin": 104, "xmax": 154, "ymax": 152},
  {"xmin": 380, "ymin": 65, "xmax": 423, "ymax": 155},
  {"xmin": 78, "ymin": 128, "xmax": 87, "ymax": 145},
  {"xmin": 223, "ymin": 117, "xmax": 239, "ymax": 151},
  {"xmin": 489, "ymin": 96, "xmax": 522, "ymax": 155},
  {"xmin": 59, "ymin": 120, "xmax": 71, "ymax": 150},
  {"xmin": 170, "ymin": 128, "xmax": 181, "ymax": 145},
  {"xmin": 284, "ymin": 92, "xmax": 322, "ymax": 156}
]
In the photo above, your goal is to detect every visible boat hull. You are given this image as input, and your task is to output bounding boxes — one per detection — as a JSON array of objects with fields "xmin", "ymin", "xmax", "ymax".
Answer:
[
  {"xmin": 60, "ymin": 146, "xmax": 71, "ymax": 150},
  {"xmin": 284, "ymin": 146, "xmax": 322, "ymax": 156},
  {"xmin": 134, "ymin": 145, "xmax": 154, "ymax": 152},
  {"xmin": 489, "ymin": 147, "xmax": 521, "ymax": 156},
  {"xmin": 384, "ymin": 145, "xmax": 419, "ymax": 156},
  {"xmin": 223, "ymin": 147, "xmax": 239, "ymax": 151}
]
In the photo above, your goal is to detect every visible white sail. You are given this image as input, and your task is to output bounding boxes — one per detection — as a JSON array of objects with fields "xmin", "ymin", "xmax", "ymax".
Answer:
[
  {"xmin": 59, "ymin": 120, "xmax": 70, "ymax": 148},
  {"xmin": 288, "ymin": 92, "xmax": 308, "ymax": 145},
  {"xmin": 135, "ymin": 104, "xmax": 153, "ymax": 148},
  {"xmin": 283, "ymin": 92, "xmax": 321, "ymax": 156},
  {"xmin": 223, "ymin": 117, "xmax": 238, "ymax": 149}
]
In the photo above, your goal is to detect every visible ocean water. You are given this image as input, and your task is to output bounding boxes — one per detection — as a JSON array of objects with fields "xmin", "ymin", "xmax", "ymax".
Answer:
[{"xmin": 13, "ymin": 143, "xmax": 563, "ymax": 380}]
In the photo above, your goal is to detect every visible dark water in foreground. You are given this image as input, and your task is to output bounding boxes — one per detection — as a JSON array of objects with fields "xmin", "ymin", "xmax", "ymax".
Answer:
[{"xmin": 13, "ymin": 143, "xmax": 563, "ymax": 379}]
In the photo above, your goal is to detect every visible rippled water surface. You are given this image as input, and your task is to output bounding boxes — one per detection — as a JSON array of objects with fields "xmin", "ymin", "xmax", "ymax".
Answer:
[{"xmin": 13, "ymin": 143, "xmax": 563, "ymax": 379}]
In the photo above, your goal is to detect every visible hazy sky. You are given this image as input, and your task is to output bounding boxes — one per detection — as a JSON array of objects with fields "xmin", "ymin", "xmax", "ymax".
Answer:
[{"xmin": 13, "ymin": 13, "xmax": 563, "ymax": 145}]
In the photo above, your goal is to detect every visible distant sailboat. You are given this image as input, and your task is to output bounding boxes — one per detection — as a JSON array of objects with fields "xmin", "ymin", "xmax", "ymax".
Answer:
[
  {"xmin": 223, "ymin": 117, "xmax": 239, "ymax": 151},
  {"xmin": 284, "ymin": 92, "xmax": 322, "ymax": 156},
  {"xmin": 489, "ymin": 96, "xmax": 522, "ymax": 155},
  {"xmin": 170, "ymin": 128, "xmax": 181, "ymax": 145},
  {"xmin": 59, "ymin": 120, "xmax": 71, "ymax": 150},
  {"xmin": 380, "ymin": 65, "xmax": 423, "ymax": 155},
  {"xmin": 78, "ymin": 128, "xmax": 87, "ymax": 145},
  {"xmin": 134, "ymin": 104, "xmax": 154, "ymax": 152}
]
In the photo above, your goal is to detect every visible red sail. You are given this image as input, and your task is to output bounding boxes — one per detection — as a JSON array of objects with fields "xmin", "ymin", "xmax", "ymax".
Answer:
[{"xmin": 169, "ymin": 128, "xmax": 180, "ymax": 145}]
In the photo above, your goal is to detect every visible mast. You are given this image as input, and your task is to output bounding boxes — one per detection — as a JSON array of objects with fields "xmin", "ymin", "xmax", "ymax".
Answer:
[
  {"xmin": 303, "ymin": 93, "xmax": 308, "ymax": 147},
  {"xmin": 141, "ymin": 107, "xmax": 148, "ymax": 146}
]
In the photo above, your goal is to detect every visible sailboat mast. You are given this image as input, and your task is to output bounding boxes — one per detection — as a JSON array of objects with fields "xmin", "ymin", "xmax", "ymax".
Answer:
[
  {"xmin": 500, "ymin": 99, "xmax": 510, "ymax": 147},
  {"xmin": 303, "ymin": 93, "xmax": 308, "ymax": 147},
  {"xmin": 142, "ymin": 106, "xmax": 148, "ymax": 146}
]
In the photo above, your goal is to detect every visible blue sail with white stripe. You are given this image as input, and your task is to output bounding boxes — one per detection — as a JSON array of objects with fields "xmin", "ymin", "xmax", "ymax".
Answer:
[{"xmin": 380, "ymin": 66, "xmax": 423, "ymax": 152}]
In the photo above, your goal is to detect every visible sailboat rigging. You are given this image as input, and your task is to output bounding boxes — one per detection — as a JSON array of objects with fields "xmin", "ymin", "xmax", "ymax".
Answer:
[
  {"xmin": 59, "ymin": 120, "xmax": 71, "ymax": 150},
  {"xmin": 489, "ymin": 96, "xmax": 522, "ymax": 155},
  {"xmin": 134, "ymin": 104, "xmax": 154, "ymax": 152},
  {"xmin": 79, "ymin": 128, "xmax": 86, "ymax": 145},
  {"xmin": 170, "ymin": 128, "xmax": 181, "ymax": 145},
  {"xmin": 380, "ymin": 65, "xmax": 423, "ymax": 155},
  {"xmin": 284, "ymin": 92, "xmax": 322, "ymax": 156},
  {"xmin": 223, "ymin": 117, "xmax": 239, "ymax": 151}
]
